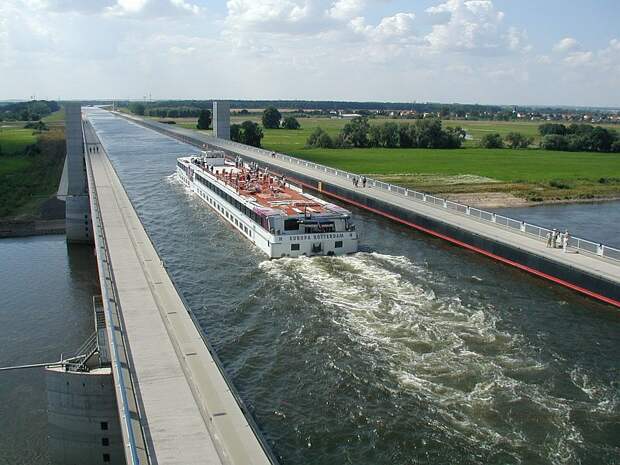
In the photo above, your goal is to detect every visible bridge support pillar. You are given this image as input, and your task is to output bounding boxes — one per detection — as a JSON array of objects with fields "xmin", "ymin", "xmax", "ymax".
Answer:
[{"xmin": 65, "ymin": 103, "xmax": 93, "ymax": 243}]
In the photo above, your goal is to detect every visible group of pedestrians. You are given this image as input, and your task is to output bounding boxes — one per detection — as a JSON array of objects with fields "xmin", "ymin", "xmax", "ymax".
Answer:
[
  {"xmin": 546, "ymin": 228, "xmax": 570, "ymax": 252},
  {"xmin": 352, "ymin": 176, "xmax": 367, "ymax": 188}
]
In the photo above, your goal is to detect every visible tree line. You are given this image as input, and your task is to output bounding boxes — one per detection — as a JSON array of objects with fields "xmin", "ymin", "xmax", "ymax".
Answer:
[
  {"xmin": 539, "ymin": 123, "xmax": 620, "ymax": 152},
  {"xmin": 479, "ymin": 132, "xmax": 533, "ymax": 149},
  {"xmin": 262, "ymin": 107, "xmax": 300, "ymax": 129},
  {"xmin": 306, "ymin": 117, "xmax": 465, "ymax": 149},
  {"xmin": 0, "ymin": 100, "xmax": 60, "ymax": 122},
  {"xmin": 128, "ymin": 102, "xmax": 209, "ymax": 118},
  {"xmin": 478, "ymin": 123, "xmax": 620, "ymax": 152},
  {"xmin": 230, "ymin": 121, "xmax": 264, "ymax": 147}
]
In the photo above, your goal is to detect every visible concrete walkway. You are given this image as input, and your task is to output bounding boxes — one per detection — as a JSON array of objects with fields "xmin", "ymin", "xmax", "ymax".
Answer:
[{"xmin": 83, "ymin": 121, "xmax": 274, "ymax": 465}]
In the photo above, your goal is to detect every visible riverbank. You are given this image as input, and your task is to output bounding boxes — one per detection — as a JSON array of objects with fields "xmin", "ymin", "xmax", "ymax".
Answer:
[{"xmin": 438, "ymin": 192, "xmax": 620, "ymax": 209}]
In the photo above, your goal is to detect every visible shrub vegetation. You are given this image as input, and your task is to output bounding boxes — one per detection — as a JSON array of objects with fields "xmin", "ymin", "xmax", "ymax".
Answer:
[
  {"xmin": 538, "ymin": 123, "xmax": 620, "ymax": 152},
  {"xmin": 231, "ymin": 121, "xmax": 264, "ymax": 147},
  {"xmin": 306, "ymin": 117, "xmax": 465, "ymax": 150}
]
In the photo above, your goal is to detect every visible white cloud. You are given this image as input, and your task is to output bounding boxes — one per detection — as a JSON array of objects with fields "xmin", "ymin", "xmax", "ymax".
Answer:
[
  {"xmin": 0, "ymin": 0, "xmax": 618, "ymax": 106},
  {"xmin": 105, "ymin": 0, "xmax": 203, "ymax": 17},
  {"xmin": 553, "ymin": 37, "xmax": 578, "ymax": 53},
  {"xmin": 563, "ymin": 50, "xmax": 592, "ymax": 67},
  {"xmin": 226, "ymin": 0, "xmax": 318, "ymax": 33},
  {"xmin": 32, "ymin": 0, "xmax": 116, "ymax": 13},
  {"xmin": 375, "ymin": 12, "xmax": 415, "ymax": 39},
  {"xmin": 424, "ymin": 0, "xmax": 526, "ymax": 55},
  {"xmin": 327, "ymin": 0, "xmax": 364, "ymax": 20}
]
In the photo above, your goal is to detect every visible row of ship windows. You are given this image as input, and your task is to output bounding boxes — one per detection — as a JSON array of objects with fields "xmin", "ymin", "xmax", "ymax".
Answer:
[
  {"xmin": 290, "ymin": 241, "xmax": 342, "ymax": 251},
  {"xmin": 195, "ymin": 173, "xmax": 268, "ymax": 229},
  {"xmin": 197, "ymin": 187, "xmax": 254, "ymax": 239}
]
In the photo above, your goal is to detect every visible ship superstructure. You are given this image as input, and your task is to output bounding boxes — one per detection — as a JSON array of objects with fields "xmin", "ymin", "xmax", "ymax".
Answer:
[{"xmin": 176, "ymin": 151, "xmax": 358, "ymax": 258}]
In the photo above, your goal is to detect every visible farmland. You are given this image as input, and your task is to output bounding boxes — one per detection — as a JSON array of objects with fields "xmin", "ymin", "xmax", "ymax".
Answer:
[
  {"xmin": 141, "ymin": 113, "xmax": 620, "ymax": 206},
  {"xmin": 0, "ymin": 127, "xmax": 66, "ymax": 218},
  {"xmin": 0, "ymin": 126, "xmax": 38, "ymax": 155}
]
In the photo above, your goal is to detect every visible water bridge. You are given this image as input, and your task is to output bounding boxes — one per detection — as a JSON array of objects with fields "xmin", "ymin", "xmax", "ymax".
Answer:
[
  {"xmin": 60, "ymin": 103, "xmax": 276, "ymax": 465},
  {"xmin": 115, "ymin": 111, "xmax": 620, "ymax": 309},
  {"xmin": 54, "ymin": 102, "xmax": 618, "ymax": 464}
]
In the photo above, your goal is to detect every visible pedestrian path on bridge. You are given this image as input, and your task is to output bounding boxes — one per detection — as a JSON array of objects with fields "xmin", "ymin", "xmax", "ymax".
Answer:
[{"xmin": 83, "ymin": 119, "xmax": 275, "ymax": 465}]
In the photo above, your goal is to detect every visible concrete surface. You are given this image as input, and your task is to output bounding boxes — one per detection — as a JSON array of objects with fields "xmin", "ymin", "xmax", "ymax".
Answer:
[{"xmin": 83, "ymin": 118, "xmax": 274, "ymax": 465}]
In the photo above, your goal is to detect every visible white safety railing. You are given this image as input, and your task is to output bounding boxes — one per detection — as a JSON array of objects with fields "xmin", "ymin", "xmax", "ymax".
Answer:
[
  {"xmin": 212, "ymin": 138, "xmax": 620, "ymax": 264},
  {"xmin": 124, "ymin": 114, "xmax": 620, "ymax": 265}
]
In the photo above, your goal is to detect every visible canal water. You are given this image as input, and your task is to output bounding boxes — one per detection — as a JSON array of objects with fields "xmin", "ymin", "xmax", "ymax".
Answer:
[
  {"xmin": 1, "ymin": 108, "xmax": 617, "ymax": 465},
  {"xmin": 494, "ymin": 202, "xmax": 620, "ymax": 249}
]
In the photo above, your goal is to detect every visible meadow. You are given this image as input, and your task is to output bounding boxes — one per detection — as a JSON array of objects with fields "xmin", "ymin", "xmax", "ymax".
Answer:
[
  {"xmin": 42, "ymin": 107, "xmax": 66, "ymax": 123},
  {"xmin": 0, "ymin": 127, "xmax": 66, "ymax": 218},
  {"xmin": 0, "ymin": 126, "xmax": 37, "ymax": 155},
  {"xmin": 144, "ymin": 113, "xmax": 620, "ymax": 205}
]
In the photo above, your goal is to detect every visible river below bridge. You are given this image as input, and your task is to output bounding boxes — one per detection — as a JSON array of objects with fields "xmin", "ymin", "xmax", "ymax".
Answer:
[{"xmin": 1, "ymin": 108, "xmax": 618, "ymax": 465}]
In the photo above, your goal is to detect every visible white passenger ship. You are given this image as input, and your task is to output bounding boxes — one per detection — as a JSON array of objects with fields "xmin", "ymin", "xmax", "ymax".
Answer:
[{"xmin": 176, "ymin": 151, "xmax": 358, "ymax": 258}]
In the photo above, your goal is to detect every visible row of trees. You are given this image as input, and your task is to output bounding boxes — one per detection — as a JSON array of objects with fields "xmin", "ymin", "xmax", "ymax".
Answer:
[
  {"xmin": 306, "ymin": 117, "xmax": 465, "ymax": 149},
  {"xmin": 538, "ymin": 123, "xmax": 620, "ymax": 152},
  {"xmin": 128, "ymin": 102, "xmax": 209, "ymax": 118},
  {"xmin": 0, "ymin": 100, "xmax": 60, "ymax": 122},
  {"xmin": 230, "ymin": 121, "xmax": 264, "ymax": 147},
  {"xmin": 262, "ymin": 107, "xmax": 301, "ymax": 129},
  {"xmin": 479, "ymin": 132, "xmax": 533, "ymax": 149}
]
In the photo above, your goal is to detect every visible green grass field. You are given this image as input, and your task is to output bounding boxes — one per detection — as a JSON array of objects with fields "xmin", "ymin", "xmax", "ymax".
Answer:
[
  {"xmin": 0, "ymin": 157, "xmax": 31, "ymax": 176},
  {"xmin": 258, "ymin": 117, "xmax": 618, "ymax": 150},
  {"xmin": 42, "ymin": 107, "xmax": 66, "ymax": 123},
  {"xmin": 149, "ymin": 113, "xmax": 618, "ymax": 148},
  {"xmin": 0, "ymin": 128, "xmax": 66, "ymax": 218},
  {"xmin": 283, "ymin": 147, "xmax": 619, "ymax": 182},
  {"xmin": 255, "ymin": 118, "xmax": 620, "ymax": 203},
  {"xmin": 0, "ymin": 127, "xmax": 37, "ymax": 155},
  {"xmin": 139, "ymin": 113, "xmax": 620, "ymax": 203}
]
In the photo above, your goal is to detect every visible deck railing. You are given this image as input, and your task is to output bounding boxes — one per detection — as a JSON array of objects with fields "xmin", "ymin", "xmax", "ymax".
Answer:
[{"xmin": 210, "ymin": 138, "xmax": 620, "ymax": 264}]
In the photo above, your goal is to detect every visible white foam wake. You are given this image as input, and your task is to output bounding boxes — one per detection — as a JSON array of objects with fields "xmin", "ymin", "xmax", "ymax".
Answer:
[{"xmin": 260, "ymin": 252, "xmax": 612, "ymax": 464}]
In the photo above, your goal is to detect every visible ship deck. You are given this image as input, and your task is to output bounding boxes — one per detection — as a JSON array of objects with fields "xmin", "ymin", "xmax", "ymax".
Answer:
[{"xmin": 198, "ymin": 162, "xmax": 332, "ymax": 217}]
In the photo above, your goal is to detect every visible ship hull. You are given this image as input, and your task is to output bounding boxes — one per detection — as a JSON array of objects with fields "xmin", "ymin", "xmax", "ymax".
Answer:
[{"xmin": 178, "ymin": 168, "xmax": 358, "ymax": 258}]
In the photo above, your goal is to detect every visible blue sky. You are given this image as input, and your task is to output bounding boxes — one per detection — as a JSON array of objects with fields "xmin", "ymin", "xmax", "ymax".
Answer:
[{"xmin": 1, "ymin": 0, "xmax": 619, "ymax": 106}]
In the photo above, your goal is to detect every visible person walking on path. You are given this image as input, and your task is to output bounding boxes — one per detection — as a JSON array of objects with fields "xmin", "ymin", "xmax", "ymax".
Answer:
[
  {"xmin": 551, "ymin": 229, "xmax": 558, "ymax": 248},
  {"xmin": 562, "ymin": 230, "xmax": 570, "ymax": 252},
  {"xmin": 546, "ymin": 231, "xmax": 552, "ymax": 248},
  {"xmin": 362, "ymin": 176, "xmax": 367, "ymax": 188}
]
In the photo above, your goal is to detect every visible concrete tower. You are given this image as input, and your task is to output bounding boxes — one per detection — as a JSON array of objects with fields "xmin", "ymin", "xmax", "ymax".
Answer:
[
  {"xmin": 65, "ymin": 103, "xmax": 93, "ymax": 243},
  {"xmin": 213, "ymin": 101, "xmax": 230, "ymax": 140}
]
